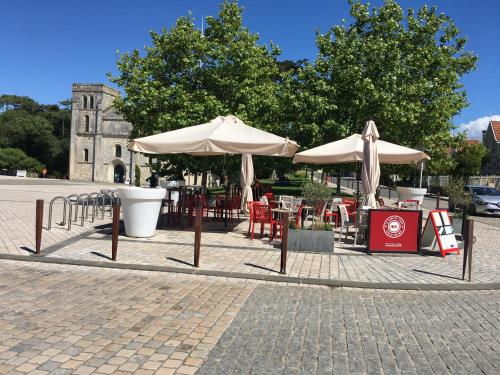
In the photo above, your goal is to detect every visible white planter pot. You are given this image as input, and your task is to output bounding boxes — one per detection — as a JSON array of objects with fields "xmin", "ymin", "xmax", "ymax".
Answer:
[
  {"xmin": 117, "ymin": 187, "xmax": 166, "ymax": 237},
  {"xmin": 396, "ymin": 187, "xmax": 427, "ymax": 205}
]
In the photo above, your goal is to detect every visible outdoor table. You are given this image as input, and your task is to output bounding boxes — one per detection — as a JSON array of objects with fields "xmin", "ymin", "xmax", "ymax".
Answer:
[{"xmin": 367, "ymin": 208, "xmax": 422, "ymax": 254}]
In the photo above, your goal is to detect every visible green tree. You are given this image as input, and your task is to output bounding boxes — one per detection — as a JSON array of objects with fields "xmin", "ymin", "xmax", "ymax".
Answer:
[
  {"xmin": 110, "ymin": 0, "xmax": 285, "ymax": 181},
  {"xmin": 309, "ymin": 0, "xmax": 477, "ymax": 174},
  {"xmin": 0, "ymin": 148, "xmax": 42, "ymax": 172},
  {"xmin": 453, "ymin": 141, "xmax": 488, "ymax": 177},
  {"xmin": 0, "ymin": 95, "xmax": 70, "ymax": 177}
]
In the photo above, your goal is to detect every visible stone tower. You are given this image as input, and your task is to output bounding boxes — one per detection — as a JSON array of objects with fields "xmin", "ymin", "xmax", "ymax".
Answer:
[{"xmin": 69, "ymin": 83, "xmax": 148, "ymax": 183}]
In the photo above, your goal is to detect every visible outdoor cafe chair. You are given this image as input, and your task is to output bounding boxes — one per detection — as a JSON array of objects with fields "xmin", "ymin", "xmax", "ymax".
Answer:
[
  {"xmin": 248, "ymin": 201, "xmax": 262, "ymax": 234},
  {"xmin": 250, "ymin": 204, "xmax": 282, "ymax": 241},
  {"xmin": 228, "ymin": 195, "xmax": 241, "ymax": 221},
  {"xmin": 337, "ymin": 204, "xmax": 356, "ymax": 243},
  {"xmin": 324, "ymin": 199, "xmax": 340, "ymax": 227},
  {"xmin": 353, "ymin": 207, "xmax": 369, "ymax": 246}
]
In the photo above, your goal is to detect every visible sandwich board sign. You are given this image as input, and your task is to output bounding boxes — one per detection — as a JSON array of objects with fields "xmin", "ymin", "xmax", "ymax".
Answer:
[{"xmin": 421, "ymin": 210, "xmax": 460, "ymax": 257}]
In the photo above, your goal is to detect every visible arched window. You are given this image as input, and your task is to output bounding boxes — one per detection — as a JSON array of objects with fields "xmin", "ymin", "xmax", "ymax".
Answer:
[
  {"xmin": 89, "ymin": 96, "xmax": 94, "ymax": 109},
  {"xmin": 83, "ymin": 96, "xmax": 87, "ymax": 109},
  {"xmin": 84, "ymin": 115, "xmax": 90, "ymax": 133},
  {"xmin": 115, "ymin": 144, "xmax": 122, "ymax": 158},
  {"xmin": 83, "ymin": 148, "xmax": 89, "ymax": 162}
]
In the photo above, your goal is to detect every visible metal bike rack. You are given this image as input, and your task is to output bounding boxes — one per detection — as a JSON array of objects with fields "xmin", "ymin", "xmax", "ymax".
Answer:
[
  {"xmin": 102, "ymin": 190, "xmax": 117, "ymax": 217},
  {"xmin": 48, "ymin": 196, "xmax": 72, "ymax": 230},
  {"xmin": 66, "ymin": 194, "xmax": 85, "ymax": 227},
  {"xmin": 89, "ymin": 192, "xmax": 105, "ymax": 219},
  {"xmin": 78, "ymin": 193, "xmax": 96, "ymax": 223}
]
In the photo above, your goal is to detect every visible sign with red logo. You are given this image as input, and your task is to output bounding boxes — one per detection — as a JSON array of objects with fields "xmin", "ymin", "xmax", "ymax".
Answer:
[
  {"xmin": 420, "ymin": 210, "xmax": 460, "ymax": 257},
  {"xmin": 368, "ymin": 209, "xmax": 422, "ymax": 253}
]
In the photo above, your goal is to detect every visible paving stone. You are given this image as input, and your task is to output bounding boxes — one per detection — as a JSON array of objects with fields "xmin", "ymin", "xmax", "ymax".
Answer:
[{"xmin": 199, "ymin": 285, "xmax": 500, "ymax": 375}]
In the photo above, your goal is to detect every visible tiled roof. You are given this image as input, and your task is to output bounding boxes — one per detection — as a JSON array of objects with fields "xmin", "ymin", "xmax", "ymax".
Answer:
[
  {"xmin": 492, "ymin": 121, "xmax": 500, "ymax": 142},
  {"xmin": 466, "ymin": 139, "xmax": 479, "ymax": 145}
]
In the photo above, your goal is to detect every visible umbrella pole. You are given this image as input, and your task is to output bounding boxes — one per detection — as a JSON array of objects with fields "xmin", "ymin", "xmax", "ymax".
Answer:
[
  {"xmin": 419, "ymin": 160, "xmax": 424, "ymax": 189},
  {"xmin": 222, "ymin": 154, "xmax": 228, "ymax": 227},
  {"xmin": 356, "ymin": 163, "xmax": 360, "ymax": 207}
]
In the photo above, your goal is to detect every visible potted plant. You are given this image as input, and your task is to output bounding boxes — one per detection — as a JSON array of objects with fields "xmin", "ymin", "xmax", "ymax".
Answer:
[
  {"xmin": 117, "ymin": 186, "xmax": 166, "ymax": 237},
  {"xmin": 287, "ymin": 181, "xmax": 335, "ymax": 253}
]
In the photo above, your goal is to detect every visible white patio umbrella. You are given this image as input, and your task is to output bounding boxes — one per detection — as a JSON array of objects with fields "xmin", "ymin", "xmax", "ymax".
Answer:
[
  {"xmin": 240, "ymin": 154, "xmax": 254, "ymax": 213},
  {"xmin": 361, "ymin": 121, "xmax": 380, "ymax": 208},
  {"xmin": 293, "ymin": 134, "xmax": 430, "ymax": 165},
  {"xmin": 293, "ymin": 128, "xmax": 430, "ymax": 204},
  {"xmin": 129, "ymin": 115, "xmax": 299, "ymax": 224},
  {"xmin": 129, "ymin": 115, "xmax": 298, "ymax": 157}
]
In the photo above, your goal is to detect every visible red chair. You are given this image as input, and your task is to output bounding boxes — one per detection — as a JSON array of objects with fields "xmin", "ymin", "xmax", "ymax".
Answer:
[
  {"xmin": 324, "ymin": 209, "xmax": 338, "ymax": 227},
  {"xmin": 228, "ymin": 195, "xmax": 241, "ymax": 221},
  {"xmin": 342, "ymin": 198, "xmax": 357, "ymax": 221},
  {"xmin": 248, "ymin": 201, "xmax": 262, "ymax": 234},
  {"xmin": 250, "ymin": 204, "xmax": 282, "ymax": 241}
]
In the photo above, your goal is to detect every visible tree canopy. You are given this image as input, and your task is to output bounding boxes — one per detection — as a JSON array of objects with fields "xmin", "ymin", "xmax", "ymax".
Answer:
[
  {"xmin": 0, "ymin": 95, "xmax": 70, "ymax": 176},
  {"xmin": 453, "ymin": 141, "xmax": 488, "ymax": 177},
  {"xmin": 309, "ymin": 0, "xmax": 477, "ymax": 174},
  {"xmin": 111, "ymin": 0, "xmax": 477, "ymax": 179},
  {"xmin": 110, "ymin": 1, "xmax": 289, "ymax": 180}
]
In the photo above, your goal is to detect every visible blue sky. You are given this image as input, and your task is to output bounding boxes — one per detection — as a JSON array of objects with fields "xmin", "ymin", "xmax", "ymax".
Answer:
[{"xmin": 1, "ymin": 0, "xmax": 499, "ymax": 138}]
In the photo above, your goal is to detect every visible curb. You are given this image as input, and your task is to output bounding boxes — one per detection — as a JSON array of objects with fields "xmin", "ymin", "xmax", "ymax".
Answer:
[{"xmin": 1, "ymin": 254, "xmax": 499, "ymax": 291}]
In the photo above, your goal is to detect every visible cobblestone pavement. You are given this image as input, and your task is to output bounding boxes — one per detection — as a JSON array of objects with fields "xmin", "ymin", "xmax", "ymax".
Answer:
[
  {"xmin": 1, "ymin": 177, "xmax": 500, "ymax": 286},
  {"xmin": 0, "ymin": 178, "xmax": 116, "ymax": 256},
  {"xmin": 0, "ymin": 260, "xmax": 256, "ymax": 375},
  {"xmin": 2, "ymin": 260, "xmax": 500, "ymax": 375},
  {"xmin": 199, "ymin": 284, "xmax": 500, "ymax": 375},
  {"xmin": 46, "ymin": 218, "xmax": 500, "ymax": 285}
]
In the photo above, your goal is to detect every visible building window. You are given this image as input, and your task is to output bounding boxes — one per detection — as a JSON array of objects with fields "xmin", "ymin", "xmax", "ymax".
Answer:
[
  {"xmin": 83, "ymin": 148, "xmax": 89, "ymax": 162},
  {"xmin": 84, "ymin": 115, "xmax": 90, "ymax": 133},
  {"xmin": 115, "ymin": 145, "xmax": 122, "ymax": 158},
  {"xmin": 83, "ymin": 96, "xmax": 87, "ymax": 109},
  {"xmin": 90, "ymin": 96, "xmax": 94, "ymax": 109}
]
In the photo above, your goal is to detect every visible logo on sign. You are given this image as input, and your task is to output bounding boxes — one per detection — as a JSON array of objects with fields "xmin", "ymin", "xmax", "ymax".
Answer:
[{"xmin": 383, "ymin": 215, "xmax": 406, "ymax": 238}]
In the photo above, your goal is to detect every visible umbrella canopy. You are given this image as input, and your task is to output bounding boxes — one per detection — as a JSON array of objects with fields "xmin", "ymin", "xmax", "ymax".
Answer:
[
  {"xmin": 293, "ymin": 134, "xmax": 429, "ymax": 165},
  {"xmin": 240, "ymin": 154, "xmax": 254, "ymax": 213},
  {"xmin": 128, "ymin": 115, "xmax": 299, "ymax": 157},
  {"xmin": 361, "ymin": 121, "xmax": 381, "ymax": 208}
]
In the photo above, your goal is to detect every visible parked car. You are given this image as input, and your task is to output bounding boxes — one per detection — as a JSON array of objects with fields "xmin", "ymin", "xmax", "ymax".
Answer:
[{"xmin": 465, "ymin": 185, "xmax": 500, "ymax": 215}]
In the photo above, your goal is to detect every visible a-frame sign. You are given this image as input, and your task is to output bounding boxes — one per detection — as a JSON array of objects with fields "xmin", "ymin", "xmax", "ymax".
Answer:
[{"xmin": 421, "ymin": 210, "xmax": 460, "ymax": 257}]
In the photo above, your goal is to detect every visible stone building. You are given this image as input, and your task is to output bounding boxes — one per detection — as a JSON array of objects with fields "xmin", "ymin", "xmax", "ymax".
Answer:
[
  {"xmin": 69, "ymin": 83, "xmax": 149, "ymax": 183},
  {"xmin": 482, "ymin": 120, "xmax": 500, "ymax": 175}
]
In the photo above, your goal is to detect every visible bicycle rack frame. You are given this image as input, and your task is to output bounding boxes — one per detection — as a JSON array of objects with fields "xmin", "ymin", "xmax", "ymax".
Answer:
[
  {"xmin": 89, "ymin": 192, "xmax": 106, "ymax": 219},
  {"xmin": 48, "ymin": 196, "xmax": 72, "ymax": 230},
  {"xmin": 78, "ymin": 193, "xmax": 96, "ymax": 223},
  {"xmin": 102, "ymin": 190, "xmax": 117, "ymax": 217},
  {"xmin": 66, "ymin": 194, "xmax": 85, "ymax": 227}
]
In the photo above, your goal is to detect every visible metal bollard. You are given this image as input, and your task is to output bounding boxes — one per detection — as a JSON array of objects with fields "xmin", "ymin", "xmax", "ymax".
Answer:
[
  {"xmin": 194, "ymin": 197, "xmax": 202, "ymax": 267},
  {"xmin": 280, "ymin": 212, "xmax": 289, "ymax": 274},
  {"xmin": 462, "ymin": 218, "xmax": 474, "ymax": 281},
  {"xmin": 35, "ymin": 200, "xmax": 43, "ymax": 254},
  {"xmin": 111, "ymin": 203, "xmax": 120, "ymax": 261}
]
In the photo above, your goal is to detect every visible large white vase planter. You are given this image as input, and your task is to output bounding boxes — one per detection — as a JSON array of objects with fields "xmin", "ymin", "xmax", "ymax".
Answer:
[
  {"xmin": 396, "ymin": 187, "xmax": 427, "ymax": 205},
  {"xmin": 117, "ymin": 187, "xmax": 166, "ymax": 237}
]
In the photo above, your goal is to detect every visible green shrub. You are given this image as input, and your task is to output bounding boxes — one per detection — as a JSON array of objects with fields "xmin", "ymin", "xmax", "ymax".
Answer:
[
  {"xmin": 444, "ymin": 177, "xmax": 471, "ymax": 211},
  {"xmin": 301, "ymin": 180, "xmax": 332, "ymax": 204}
]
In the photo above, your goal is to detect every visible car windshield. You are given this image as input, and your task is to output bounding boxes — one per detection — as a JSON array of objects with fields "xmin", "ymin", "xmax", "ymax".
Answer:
[{"xmin": 471, "ymin": 187, "xmax": 500, "ymax": 196}]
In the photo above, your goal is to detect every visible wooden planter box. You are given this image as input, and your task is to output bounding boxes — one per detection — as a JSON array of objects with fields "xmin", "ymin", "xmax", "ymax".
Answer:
[{"xmin": 288, "ymin": 229, "xmax": 335, "ymax": 253}]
